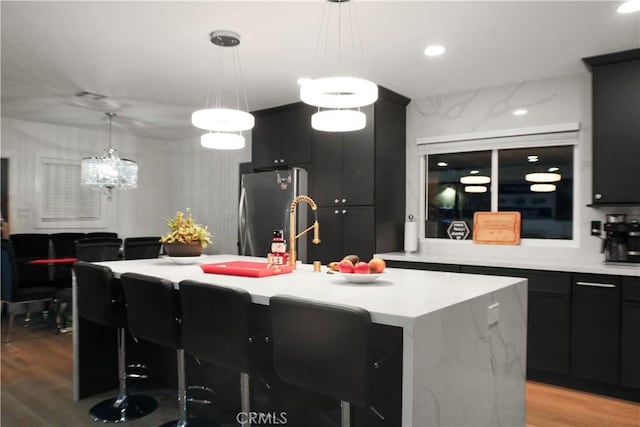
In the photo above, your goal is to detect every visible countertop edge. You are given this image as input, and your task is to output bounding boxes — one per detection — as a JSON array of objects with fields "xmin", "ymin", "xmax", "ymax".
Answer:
[{"xmin": 376, "ymin": 252, "xmax": 640, "ymax": 277}]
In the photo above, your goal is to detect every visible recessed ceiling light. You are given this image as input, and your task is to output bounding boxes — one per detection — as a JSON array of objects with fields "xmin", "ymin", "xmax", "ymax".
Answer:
[
  {"xmin": 437, "ymin": 161, "xmax": 448, "ymax": 167},
  {"xmin": 527, "ymin": 155, "xmax": 539, "ymax": 162},
  {"xmin": 470, "ymin": 170, "xmax": 479, "ymax": 175},
  {"xmin": 618, "ymin": 0, "xmax": 640, "ymax": 13},
  {"xmin": 513, "ymin": 109, "xmax": 528, "ymax": 116},
  {"xmin": 424, "ymin": 45, "xmax": 446, "ymax": 57},
  {"xmin": 548, "ymin": 167, "xmax": 559, "ymax": 172}
]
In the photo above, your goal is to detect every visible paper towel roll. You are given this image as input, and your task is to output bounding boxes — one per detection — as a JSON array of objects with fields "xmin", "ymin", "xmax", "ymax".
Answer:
[{"xmin": 404, "ymin": 221, "xmax": 418, "ymax": 252}]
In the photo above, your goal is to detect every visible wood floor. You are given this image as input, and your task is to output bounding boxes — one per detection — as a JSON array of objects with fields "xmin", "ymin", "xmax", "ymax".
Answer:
[{"xmin": 2, "ymin": 316, "xmax": 639, "ymax": 427}]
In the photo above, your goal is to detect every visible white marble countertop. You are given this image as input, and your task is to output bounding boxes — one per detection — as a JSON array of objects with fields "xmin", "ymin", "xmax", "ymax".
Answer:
[
  {"xmin": 376, "ymin": 251, "xmax": 640, "ymax": 277},
  {"xmin": 95, "ymin": 254, "xmax": 525, "ymax": 328}
]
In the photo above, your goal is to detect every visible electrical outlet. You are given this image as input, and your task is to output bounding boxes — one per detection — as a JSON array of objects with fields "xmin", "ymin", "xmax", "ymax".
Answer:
[
  {"xmin": 488, "ymin": 302, "xmax": 500, "ymax": 326},
  {"xmin": 591, "ymin": 220, "xmax": 602, "ymax": 236}
]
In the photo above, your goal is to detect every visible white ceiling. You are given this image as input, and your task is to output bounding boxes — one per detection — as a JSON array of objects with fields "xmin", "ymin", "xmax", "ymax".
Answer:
[{"xmin": 2, "ymin": 1, "xmax": 639, "ymax": 141}]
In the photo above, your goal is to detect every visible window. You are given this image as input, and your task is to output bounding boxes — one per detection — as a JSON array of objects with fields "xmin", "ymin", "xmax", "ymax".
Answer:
[
  {"xmin": 425, "ymin": 144, "xmax": 574, "ymax": 240},
  {"xmin": 426, "ymin": 151, "xmax": 491, "ymax": 238},
  {"xmin": 36, "ymin": 158, "xmax": 105, "ymax": 228},
  {"xmin": 498, "ymin": 146, "xmax": 573, "ymax": 239}
]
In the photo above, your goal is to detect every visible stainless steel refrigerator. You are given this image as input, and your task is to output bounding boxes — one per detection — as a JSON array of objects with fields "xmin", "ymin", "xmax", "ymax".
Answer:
[{"xmin": 238, "ymin": 168, "xmax": 308, "ymax": 261}]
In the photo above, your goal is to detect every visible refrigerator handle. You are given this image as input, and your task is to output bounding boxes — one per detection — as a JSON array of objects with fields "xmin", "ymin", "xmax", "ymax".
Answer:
[{"xmin": 238, "ymin": 186, "xmax": 248, "ymax": 255}]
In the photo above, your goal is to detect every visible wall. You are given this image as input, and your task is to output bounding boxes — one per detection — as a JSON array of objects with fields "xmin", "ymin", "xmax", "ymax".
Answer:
[
  {"xmin": 405, "ymin": 73, "xmax": 640, "ymax": 265},
  {"xmin": 165, "ymin": 134, "xmax": 252, "ymax": 255},
  {"xmin": 0, "ymin": 117, "xmax": 173, "ymax": 238},
  {"xmin": 1, "ymin": 117, "xmax": 253, "ymax": 255}
]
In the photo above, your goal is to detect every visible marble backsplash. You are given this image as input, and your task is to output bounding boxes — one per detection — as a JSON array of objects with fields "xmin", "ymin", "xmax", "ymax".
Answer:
[{"xmin": 405, "ymin": 73, "xmax": 640, "ymax": 268}]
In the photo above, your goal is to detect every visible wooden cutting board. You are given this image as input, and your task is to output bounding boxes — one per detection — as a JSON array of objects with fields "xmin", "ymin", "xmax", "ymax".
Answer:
[{"xmin": 473, "ymin": 212, "xmax": 521, "ymax": 245}]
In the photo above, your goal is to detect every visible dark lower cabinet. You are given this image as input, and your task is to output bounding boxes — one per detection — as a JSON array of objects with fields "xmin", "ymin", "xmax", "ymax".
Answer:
[
  {"xmin": 621, "ymin": 302, "xmax": 640, "ymax": 389},
  {"xmin": 571, "ymin": 274, "xmax": 621, "ymax": 384},
  {"xmin": 621, "ymin": 277, "xmax": 640, "ymax": 389},
  {"xmin": 309, "ymin": 206, "xmax": 375, "ymax": 264},
  {"xmin": 528, "ymin": 293, "xmax": 571, "ymax": 375},
  {"xmin": 388, "ymin": 260, "xmax": 640, "ymax": 400}
]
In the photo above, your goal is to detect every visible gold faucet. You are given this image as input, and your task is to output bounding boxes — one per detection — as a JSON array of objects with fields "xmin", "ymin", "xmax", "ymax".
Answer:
[{"xmin": 289, "ymin": 195, "xmax": 320, "ymax": 267}]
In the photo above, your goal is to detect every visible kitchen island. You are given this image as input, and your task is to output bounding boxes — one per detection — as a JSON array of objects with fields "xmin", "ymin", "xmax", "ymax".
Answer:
[{"xmin": 74, "ymin": 255, "xmax": 527, "ymax": 426}]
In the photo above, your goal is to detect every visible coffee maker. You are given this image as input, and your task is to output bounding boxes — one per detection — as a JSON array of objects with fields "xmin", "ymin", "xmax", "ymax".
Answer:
[
  {"xmin": 628, "ymin": 221, "xmax": 640, "ymax": 263},
  {"xmin": 602, "ymin": 214, "xmax": 631, "ymax": 263}
]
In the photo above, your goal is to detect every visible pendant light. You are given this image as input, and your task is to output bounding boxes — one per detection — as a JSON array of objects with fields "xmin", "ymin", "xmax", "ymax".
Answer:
[
  {"xmin": 300, "ymin": 0, "xmax": 378, "ymax": 132},
  {"xmin": 192, "ymin": 30, "xmax": 254, "ymax": 149},
  {"xmin": 81, "ymin": 112, "xmax": 138, "ymax": 199}
]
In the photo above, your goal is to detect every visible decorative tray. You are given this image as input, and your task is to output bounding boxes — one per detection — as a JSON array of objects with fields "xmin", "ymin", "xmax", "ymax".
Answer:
[{"xmin": 200, "ymin": 261, "xmax": 294, "ymax": 277}]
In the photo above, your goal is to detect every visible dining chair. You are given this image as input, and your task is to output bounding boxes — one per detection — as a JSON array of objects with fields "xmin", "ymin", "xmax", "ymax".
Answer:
[
  {"xmin": 1, "ymin": 239, "xmax": 56, "ymax": 342},
  {"xmin": 9, "ymin": 233, "xmax": 51, "ymax": 289},
  {"xmin": 123, "ymin": 237, "xmax": 162, "ymax": 260},
  {"xmin": 76, "ymin": 238, "xmax": 122, "ymax": 262},
  {"xmin": 85, "ymin": 232, "xmax": 119, "ymax": 239}
]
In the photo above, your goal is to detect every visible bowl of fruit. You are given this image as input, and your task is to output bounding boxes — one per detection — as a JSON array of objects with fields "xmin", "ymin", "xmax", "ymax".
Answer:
[{"xmin": 327, "ymin": 255, "xmax": 386, "ymax": 284}]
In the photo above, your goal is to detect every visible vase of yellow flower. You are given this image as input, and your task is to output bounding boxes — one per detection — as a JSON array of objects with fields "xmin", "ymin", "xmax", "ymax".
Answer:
[{"xmin": 160, "ymin": 209, "xmax": 212, "ymax": 257}]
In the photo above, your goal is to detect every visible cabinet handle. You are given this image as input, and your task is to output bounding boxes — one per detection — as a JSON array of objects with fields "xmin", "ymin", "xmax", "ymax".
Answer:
[
  {"xmin": 341, "ymin": 209, "xmax": 347, "ymax": 214},
  {"xmin": 334, "ymin": 199, "xmax": 340, "ymax": 204},
  {"xmin": 576, "ymin": 281, "xmax": 616, "ymax": 288},
  {"xmin": 594, "ymin": 193, "xmax": 602, "ymax": 200},
  {"xmin": 341, "ymin": 198, "xmax": 347, "ymax": 203},
  {"xmin": 334, "ymin": 210, "xmax": 340, "ymax": 215}
]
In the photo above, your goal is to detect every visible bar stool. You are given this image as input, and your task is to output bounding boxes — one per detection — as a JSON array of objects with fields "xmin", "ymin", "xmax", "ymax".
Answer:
[
  {"xmin": 269, "ymin": 295, "xmax": 402, "ymax": 427},
  {"xmin": 121, "ymin": 273, "xmax": 209, "ymax": 427},
  {"xmin": 74, "ymin": 261, "xmax": 157, "ymax": 422},
  {"xmin": 179, "ymin": 280, "xmax": 256, "ymax": 424}
]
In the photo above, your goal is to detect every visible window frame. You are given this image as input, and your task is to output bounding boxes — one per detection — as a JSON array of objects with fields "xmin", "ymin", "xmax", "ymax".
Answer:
[
  {"xmin": 35, "ymin": 157, "xmax": 106, "ymax": 229},
  {"xmin": 418, "ymin": 123, "xmax": 581, "ymax": 247}
]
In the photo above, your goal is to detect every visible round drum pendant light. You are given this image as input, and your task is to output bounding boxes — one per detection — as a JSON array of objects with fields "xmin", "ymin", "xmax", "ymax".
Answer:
[
  {"xmin": 192, "ymin": 30, "xmax": 254, "ymax": 149},
  {"xmin": 311, "ymin": 110, "xmax": 366, "ymax": 132},
  {"xmin": 300, "ymin": 0, "xmax": 377, "ymax": 132},
  {"xmin": 200, "ymin": 132, "xmax": 245, "ymax": 150},
  {"xmin": 192, "ymin": 108, "xmax": 254, "ymax": 132},
  {"xmin": 300, "ymin": 77, "xmax": 378, "ymax": 109}
]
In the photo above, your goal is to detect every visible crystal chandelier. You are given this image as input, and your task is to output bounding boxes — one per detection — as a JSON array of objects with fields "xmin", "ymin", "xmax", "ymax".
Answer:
[
  {"xmin": 81, "ymin": 112, "xmax": 138, "ymax": 199},
  {"xmin": 192, "ymin": 30, "xmax": 254, "ymax": 150},
  {"xmin": 300, "ymin": 0, "xmax": 378, "ymax": 132}
]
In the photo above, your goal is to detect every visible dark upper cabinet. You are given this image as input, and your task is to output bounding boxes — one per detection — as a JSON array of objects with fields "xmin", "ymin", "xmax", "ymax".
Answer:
[
  {"xmin": 308, "ymin": 205, "xmax": 375, "ymax": 264},
  {"xmin": 251, "ymin": 103, "xmax": 313, "ymax": 170},
  {"xmin": 310, "ymin": 87, "xmax": 410, "ymax": 259},
  {"xmin": 311, "ymin": 105, "xmax": 375, "ymax": 207},
  {"xmin": 571, "ymin": 273, "xmax": 621, "ymax": 384},
  {"xmin": 621, "ymin": 277, "xmax": 640, "ymax": 389},
  {"xmin": 583, "ymin": 49, "xmax": 640, "ymax": 205}
]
